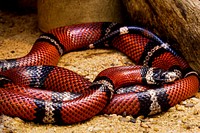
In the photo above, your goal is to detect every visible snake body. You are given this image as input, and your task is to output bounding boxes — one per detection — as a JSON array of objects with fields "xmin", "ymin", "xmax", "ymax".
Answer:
[{"xmin": 0, "ymin": 22, "xmax": 199, "ymax": 124}]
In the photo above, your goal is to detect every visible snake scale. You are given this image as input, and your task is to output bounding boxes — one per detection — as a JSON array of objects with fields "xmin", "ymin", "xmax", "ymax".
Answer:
[{"xmin": 0, "ymin": 22, "xmax": 199, "ymax": 124}]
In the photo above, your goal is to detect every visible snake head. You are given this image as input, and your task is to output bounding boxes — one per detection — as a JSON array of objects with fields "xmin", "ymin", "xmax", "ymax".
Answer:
[
  {"xmin": 145, "ymin": 68, "xmax": 181, "ymax": 85},
  {"xmin": 162, "ymin": 71, "xmax": 181, "ymax": 82},
  {"xmin": 153, "ymin": 70, "xmax": 181, "ymax": 85}
]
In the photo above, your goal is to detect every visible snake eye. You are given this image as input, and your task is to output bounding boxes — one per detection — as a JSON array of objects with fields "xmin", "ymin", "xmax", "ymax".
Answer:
[
  {"xmin": 0, "ymin": 76, "xmax": 12, "ymax": 87},
  {"xmin": 152, "ymin": 69, "xmax": 165, "ymax": 82}
]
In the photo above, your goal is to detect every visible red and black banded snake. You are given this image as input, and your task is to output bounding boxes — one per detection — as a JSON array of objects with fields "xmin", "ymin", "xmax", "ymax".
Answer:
[{"xmin": 0, "ymin": 22, "xmax": 199, "ymax": 124}]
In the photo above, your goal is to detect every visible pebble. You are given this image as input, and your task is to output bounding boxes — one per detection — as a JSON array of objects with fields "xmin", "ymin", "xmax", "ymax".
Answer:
[
  {"xmin": 168, "ymin": 107, "xmax": 176, "ymax": 112},
  {"xmin": 122, "ymin": 112, "xmax": 127, "ymax": 117},
  {"xmin": 126, "ymin": 116, "xmax": 133, "ymax": 121},
  {"xmin": 153, "ymin": 127, "xmax": 159, "ymax": 132},
  {"xmin": 190, "ymin": 97, "xmax": 200, "ymax": 103},
  {"xmin": 103, "ymin": 114, "xmax": 115, "ymax": 120},
  {"xmin": 140, "ymin": 123, "xmax": 150, "ymax": 128},
  {"xmin": 118, "ymin": 115, "xmax": 133, "ymax": 122},
  {"xmin": 87, "ymin": 126, "xmax": 93, "ymax": 132},
  {"xmin": 195, "ymin": 93, "xmax": 200, "ymax": 98},
  {"xmin": 135, "ymin": 115, "xmax": 145, "ymax": 123},
  {"xmin": 181, "ymin": 117, "xmax": 187, "ymax": 123},
  {"xmin": 130, "ymin": 118, "xmax": 136, "ymax": 123},
  {"xmin": 140, "ymin": 119, "xmax": 146, "ymax": 122},
  {"xmin": 175, "ymin": 105, "xmax": 185, "ymax": 111},
  {"xmin": 193, "ymin": 108, "xmax": 199, "ymax": 115},
  {"xmin": 118, "ymin": 117, "xmax": 130, "ymax": 122},
  {"xmin": 109, "ymin": 114, "xmax": 118, "ymax": 117},
  {"xmin": 87, "ymin": 126, "xmax": 103, "ymax": 132},
  {"xmin": 180, "ymin": 101, "xmax": 187, "ymax": 105},
  {"xmin": 92, "ymin": 127, "xmax": 103, "ymax": 132},
  {"xmin": 182, "ymin": 124, "xmax": 192, "ymax": 130},
  {"xmin": 10, "ymin": 50, "xmax": 15, "ymax": 53},
  {"xmin": 184, "ymin": 103, "xmax": 195, "ymax": 107},
  {"xmin": 137, "ymin": 115, "xmax": 145, "ymax": 120},
  {"xmin": 149, "ymin": 118, "xmax": 158, "ymax": 124},
  {"xmin": 103, "ymin": 114, "xmax": 109, "ymax": 117}
]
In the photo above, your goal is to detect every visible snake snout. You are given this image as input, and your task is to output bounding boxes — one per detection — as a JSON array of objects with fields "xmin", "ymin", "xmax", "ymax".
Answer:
[
  {"xmin": 163, "ymin": 71, "xmax": 180, "ymax": 82},
  {"xmin": 152, "ymin": 69, "xmax": 180, "ymax": 84}
]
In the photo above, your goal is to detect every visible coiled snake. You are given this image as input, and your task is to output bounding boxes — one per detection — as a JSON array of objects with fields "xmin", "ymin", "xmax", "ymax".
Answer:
[{"xmin": 0, "ymin": 22, "xmax": 199, "ymax": 124}]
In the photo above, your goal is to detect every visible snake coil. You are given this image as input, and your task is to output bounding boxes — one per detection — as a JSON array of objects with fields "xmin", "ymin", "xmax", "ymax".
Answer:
[{"xmin": 0, "ymin": 22, "xmax": 199, "ymax": 124}]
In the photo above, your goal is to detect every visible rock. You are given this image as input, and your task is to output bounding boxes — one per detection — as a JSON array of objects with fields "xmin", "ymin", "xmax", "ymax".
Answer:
[
  {"xmin": 184, "ymin": 103, "xmax": 195, "ymax": 108},
  {"xmin": 153, "ymin": 127, "xmax": 159, "ymax": 132},
  {"xmin": 195, "ymin": 93, "xmax": 200, "ymax": 98},
  {"xmin": 140, "ymin": 123, "xmax": 150, "ymax": 128},
  {"xmin": 193, "ymin": 108, "xmax": 199, "ymax": 115},
  {"xmin": 122, "ymin": 0, "xmax": 200, "ymax": 73},
  {"xmin": 175, "ymin": 105, "xmax": 185, "ymax": 111},
  {"xmin": 118, "ymin": 117, "xmax": 130, "ymax": 122},
  {"xmin": 87, "ymin": 126, "xmax": 103, "ymax": 132},
  {"xmin": 130, "ymin": 118, "xmax": 136, "ymax": 123}
]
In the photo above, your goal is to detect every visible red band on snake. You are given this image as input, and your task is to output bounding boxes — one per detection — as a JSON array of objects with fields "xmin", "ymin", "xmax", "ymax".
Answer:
[{"xmin": 0, "ymin": 22, "xmax": 199, "ymax": 124}]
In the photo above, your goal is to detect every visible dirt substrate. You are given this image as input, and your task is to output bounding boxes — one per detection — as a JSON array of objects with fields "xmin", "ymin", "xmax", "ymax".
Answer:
[{"xmin": 0, "ymin": 10, "xmax": 200, "ymax": 133}]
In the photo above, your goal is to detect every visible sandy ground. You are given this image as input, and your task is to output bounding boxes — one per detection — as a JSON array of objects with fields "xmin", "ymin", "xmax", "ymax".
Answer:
[{"xmin": 0, "ymin": 10, "xmax": 200, "ymax": 133}]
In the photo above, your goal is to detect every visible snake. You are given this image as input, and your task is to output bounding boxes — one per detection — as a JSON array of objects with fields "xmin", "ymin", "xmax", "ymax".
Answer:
[{"xmin": 0, "ymin": 22, "xmax": 199, "ymax": 124}]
